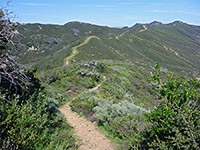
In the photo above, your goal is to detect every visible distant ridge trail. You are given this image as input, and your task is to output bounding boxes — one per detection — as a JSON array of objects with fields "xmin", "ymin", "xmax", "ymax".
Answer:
[
  {"xmin": 66, "ymin": 36, "xmax": 100, "ymax": 65},
  {"xmin": 139, "ymin": 25, "xmax": 147, "ymax": 33},
  {"xmin": 61, "ymin": 37, "xmax": 115, "ymax": 150},
  {"xmin": 115, "ymin": 33, "xmax": 125, "ymax": 40}
]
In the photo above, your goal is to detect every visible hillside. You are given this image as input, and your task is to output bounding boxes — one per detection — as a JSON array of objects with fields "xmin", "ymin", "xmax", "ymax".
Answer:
[
  {"xmin": 9, "ymin": 21, "xmax": 200, "ymax": 149},
  {"xmin": 14, "ymin": 21, "xmax": 200, "ymax": 77}
]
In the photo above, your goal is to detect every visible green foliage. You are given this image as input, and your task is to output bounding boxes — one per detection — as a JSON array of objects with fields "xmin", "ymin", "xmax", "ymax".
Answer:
[
  {"xmin": 70, "ymin": 91, "xmax": 148, "ymax": 149},
  {"xmin": 0, "ymin": 5, "xmax": 77, "ymax": 148},
  {"xmin": 40, "ymin": 61, "xmax": 106, "ymax": 105},
  {"xmin": 70, "ymin": 93, "xmax": 99, "ymax": 120},
  {"xmin": 94, "ymin": 100, "xmax": 148, "ymax": 126},
  {"xmin": 140, "ymin": 63, "xmax": 200, "ymax": 149},
  {"xmin": 0, "ymin": 71, "xmax": 77, "ymax": 149},
  {"xmin": 0, "ymin": 92, "xmax": 75, "ymax": 149},
  {"xmin": 76, "ymin": 61, "xmax": 105, "ymax": 81},
  {"xmin": 92, "ymin": 99, "xmax": 148, "ymax": 149}
]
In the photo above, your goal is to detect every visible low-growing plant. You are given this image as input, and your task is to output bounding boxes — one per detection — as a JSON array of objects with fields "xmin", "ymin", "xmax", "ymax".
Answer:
[
  {"xmin": 70, "ymin": 93, "xmax": 99, "ymax": 120},
  {"xmin": 76, "ymin": 61, "xmax": 105, "ymax": 82},
  {"xmin": 93, "ymin": 100, "xmax": 148, "ymax": 126}
]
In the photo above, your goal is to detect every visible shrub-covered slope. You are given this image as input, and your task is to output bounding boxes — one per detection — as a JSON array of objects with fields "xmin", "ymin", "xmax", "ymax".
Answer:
[
  {"xmin": 12, "ymin": 21, "xmax": 200, "ymax": 149},
  {"xmin": 15, "ymin": 21, "xmax": 200, "ymax": 76}
]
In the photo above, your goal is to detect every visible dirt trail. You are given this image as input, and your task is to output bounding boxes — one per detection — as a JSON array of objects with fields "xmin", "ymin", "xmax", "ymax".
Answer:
[
  {"xmin": 88, "ymin": 76, "xmax": 106, "ymax": 91},
  {"xmin": 59, "ymin": 99, "xmax": 115, "ymax": 150},
  {"xmin": 115, "ymin": 25, "xmax": 147, "ymax": 40},
  {"xmin": 139, "ymin": 25, "xmax": 147, "ymax": 33},
  {"xmin": 66, "ymin": 36, "xmax": 100, "ymax": 65},
  {"xmin": 115, "ymin": 33, "xmax": 125, "ymax": 40},
  {"xmin": 61, "ymin": 37, "xmax": 115, "ymax": 150}
]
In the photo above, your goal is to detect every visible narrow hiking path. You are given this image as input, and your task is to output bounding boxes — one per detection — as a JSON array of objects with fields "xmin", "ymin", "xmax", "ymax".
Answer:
[
  {"xmin": 66, "ymin": 36, "xmax": 100, "ymax": 65},
  {"xmin": 115, "ymin": 33, "xmax": 125, "ymax": 40},
  {"xmin": 88, "ymin": 76, "xmax": 106, "ymax": 92},
  {"xmin": 115, "ymin": 25, "xmax": 147, "ymax": 40},
  {"xmin": 139, "ymin": 25, "xmax": 147, "ymax": 33},
  {"xmin": 59, "ymin": 87, "xmax": 115, "ymax": 150},
  {"xmin": 60, "ymin": 37, "xmax": 115, "ymax": 150}
]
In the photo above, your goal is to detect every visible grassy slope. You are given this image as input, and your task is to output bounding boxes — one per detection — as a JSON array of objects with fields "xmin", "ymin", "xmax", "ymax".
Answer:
[
  {"xmin": 74, "ymin": 23, "xmax": 200, "ymax": 76},
  {"xmin": 15, "ymin": 21, "xmax": 200, "ymax": 77}
]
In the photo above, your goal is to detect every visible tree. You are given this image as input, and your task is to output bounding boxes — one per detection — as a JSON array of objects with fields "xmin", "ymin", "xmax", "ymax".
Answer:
[
  {"xmin": 141, "ymin": 63, "xmax": 200, "ymax": 149},
  {"xmin": 0, "ymin": 5, "xmax": 27, "ymax": 93}
]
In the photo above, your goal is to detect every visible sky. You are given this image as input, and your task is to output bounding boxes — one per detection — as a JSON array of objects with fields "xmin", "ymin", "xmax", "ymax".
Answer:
[{"xmin": 1, "ymin": 0, "xmax": 200, "ymax": 27}]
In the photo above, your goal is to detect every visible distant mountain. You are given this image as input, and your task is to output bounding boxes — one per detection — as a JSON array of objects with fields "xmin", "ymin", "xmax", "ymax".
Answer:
[
  {"xmin": 150, "ymin": 21, "xmax": 163, "ymax": 26},
  {"xmin": 14, "ymin": 21, "xmax": 200, "ymax": 76}
]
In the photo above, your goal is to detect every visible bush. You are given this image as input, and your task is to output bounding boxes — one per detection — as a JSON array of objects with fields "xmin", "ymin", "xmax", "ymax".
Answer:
[
  {"xmin": 140, "ymin": 63, "xmax": 200, "ymax": 149},
  {"xmin": 93, "ymin": 100, "xmax": 148, "ymax": 149},
  {"xmin": 94, "ymin": 100, "xmax": 148, "ymax": 126},
  {"xmin": 70, "ymin": 93, "xmax": 99, "ymax": 120},
  {"xmin": 77, "ymin": 61, "xmax": 105, "ymax": 82},
  {"xmin": 0, "ymin": 90, "xmax": 76, "ymax": 149}
]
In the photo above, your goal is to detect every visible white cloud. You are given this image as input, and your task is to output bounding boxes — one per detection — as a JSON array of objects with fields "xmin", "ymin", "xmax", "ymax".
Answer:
[
  {"xmin": 19, "ymin": 13, "xmax": 39, "ymax": 16},
  {"xmin": 122, "ymin": 16, "xmax": 137, "ymax": 21},
  {"xmin": 18, "ymin": 3, "xmax": 51, "ymax": 6},
  {"xmin": 95, "ymin": 5, "xmax": 115, "ymax": 8},
  {"xmin": 76, "ymin": 4, "xmax": 115, "ymax": 8},
  {"xmin": 148, "ymin": 10, "xmax": 182, "ymax": 13},
  {"xmin": 120, "ymin": 2, "xmax": 167, "ymax": 6},
  {"xmin": 148, "ymin": 10, "xmax": 200, "ymax": 16}
]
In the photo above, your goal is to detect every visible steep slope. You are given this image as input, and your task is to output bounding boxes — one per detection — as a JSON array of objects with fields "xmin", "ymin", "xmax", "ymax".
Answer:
[
  {"xmin": 72, "ymin": 21, "xmax": 200, "ymax": 76},
  {"xmin": 15, "ymin": 21, "xmax": 200, "ymax": 76}
]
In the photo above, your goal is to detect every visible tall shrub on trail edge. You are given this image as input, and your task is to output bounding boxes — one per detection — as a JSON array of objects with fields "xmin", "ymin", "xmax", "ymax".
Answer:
[{"xmin": 141, "ymin": 63, "xmax": 200, "ymax": 149}]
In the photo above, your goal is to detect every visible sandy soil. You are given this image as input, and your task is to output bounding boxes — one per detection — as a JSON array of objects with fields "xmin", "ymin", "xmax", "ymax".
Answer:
[{"xmin": 59, "ymin": 102, "xmax": 115, "ymax": 150}]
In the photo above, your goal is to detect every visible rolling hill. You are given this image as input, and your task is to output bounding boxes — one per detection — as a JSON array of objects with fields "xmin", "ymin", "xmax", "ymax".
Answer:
[{"xmin": 14, "ymin": 21, "xmax": 200, "ymax": 77}]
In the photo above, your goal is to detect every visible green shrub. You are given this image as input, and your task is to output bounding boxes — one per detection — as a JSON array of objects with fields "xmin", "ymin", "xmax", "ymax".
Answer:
[
  {"xmin": 0, "ymin": 70, "xmax": 77, "ymax": 149},
  {"xmin": 0, "ymin": 91, "xmax": 76, "ymax": 149},
  {"xmin": 76, "ymin": 61, "xmax": 105, "ymax": 82},
  {"xmin": 94, "ymin": 100, "xmax": 148, "ymax": 126},
  {"xmin": 70, "ymin": 93, "xmax": 99, "ymax": 120},
  {"xmin": 140, "ymin": 63, "xmax": 200, "ymax": 149},
  {"xmin": 93, "ymin": 100, "xmax": 148, "ymax": 149}
]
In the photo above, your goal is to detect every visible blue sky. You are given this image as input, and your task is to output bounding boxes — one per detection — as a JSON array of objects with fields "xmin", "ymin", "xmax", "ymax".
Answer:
[{"xmin": 2, "ymin": 0, "xmax": 200, "ymax": 27}]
